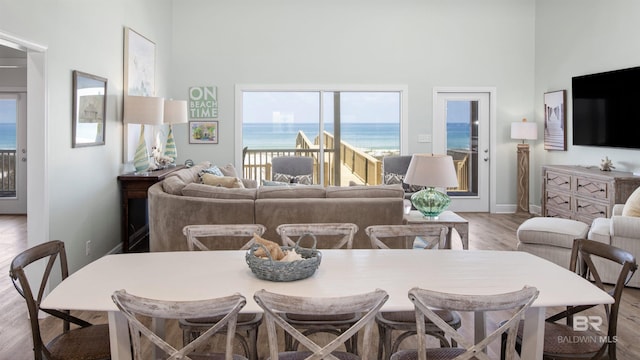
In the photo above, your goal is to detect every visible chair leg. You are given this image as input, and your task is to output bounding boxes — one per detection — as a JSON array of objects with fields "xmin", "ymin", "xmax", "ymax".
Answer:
[
  {"xmin": 377, "ymin": 323, "xmax": 386, "ymax": 360},
  {"xmin": 246, "ymin": 327, "xmax": 259, "ymax": 360}
]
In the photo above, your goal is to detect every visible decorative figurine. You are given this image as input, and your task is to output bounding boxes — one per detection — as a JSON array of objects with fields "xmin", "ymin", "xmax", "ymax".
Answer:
[{"xmin": 600, "ymin": 156, "xmax": 615, "ymax": 171}]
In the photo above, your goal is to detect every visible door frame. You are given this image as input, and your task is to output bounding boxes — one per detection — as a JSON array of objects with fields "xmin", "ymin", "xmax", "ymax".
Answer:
[
  {"xmin": 0, "ymin": 31, "xmax": 49, "ymax": 248},
  {"xmin": 432, "ymin": 87, "xmax": 497, "ymax": 213}
]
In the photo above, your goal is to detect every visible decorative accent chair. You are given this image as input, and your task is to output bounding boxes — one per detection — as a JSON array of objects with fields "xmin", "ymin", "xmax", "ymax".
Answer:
[
  {"xmin": 275, "ymin": 222, "xmax": 361, "ymax": 353},
  {"xmin": 365, "ymin": 224, "xmax": 461, "ymax": 360},
  {"xmin": 270, "ymin": 156, "xmax": 314, "ymax": 184},
  {"xmin": 9, "ymin": 240, "xmax": 111, "ymax": 360},
  {"xmin": 180, "ymin": 224, "xmax": 266, "ymax": 360},
  {"xmin": 507, "ymin": 239, "xmax": 637, "ymax": 360},
  {"xmin": 112, "ymin": 289, "xmax": 248, "ymax": 360},
  {"xmin": 254, "ymin": 288, "xmax": 389, "ymax": 360}
]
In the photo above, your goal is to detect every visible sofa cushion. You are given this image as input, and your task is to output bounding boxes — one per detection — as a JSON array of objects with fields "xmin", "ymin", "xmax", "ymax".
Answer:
[
  {"xmin": 622, "ymin": 186, "xmax": 640, "ymax": 217},
  {"xmin": 181, "ymin": 183, "xmax": 257, "ymax": 200},
  {"xmin": 325, "ymin": 184, "xmax": 404, "ymax": 198},
  {"xmin": 201, "ymin": 173, "xmax": 245, "ymax": 188},
  {"xmin": 162, "ymin": 176, "xmax": 187, "ymax": 195},
  {"xmin": 257, "ymin": 185, "xmax": 326, "ymax": 199}
]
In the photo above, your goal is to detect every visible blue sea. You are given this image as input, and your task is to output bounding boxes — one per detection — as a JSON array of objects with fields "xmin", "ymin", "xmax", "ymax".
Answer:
[
  {"xmin": 0, "ymin": 123, "xmax": 16, "ymax": 149},
  {"xmin": 243, "ymin": 122, "xmax": 470, "ymax": 152}
]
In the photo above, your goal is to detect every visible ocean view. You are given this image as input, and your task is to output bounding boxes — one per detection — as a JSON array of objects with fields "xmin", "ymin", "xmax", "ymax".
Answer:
[
  {"xmin": 0, "ymin": 123, "xmax": 16, "ymax": 149},
  {"xmin": 243, "ymin": 122, "xmax": 470, "ymax": 153}
]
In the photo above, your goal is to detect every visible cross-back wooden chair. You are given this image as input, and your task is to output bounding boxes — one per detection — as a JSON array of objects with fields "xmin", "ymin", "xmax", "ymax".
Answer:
[
  {"xmin": 112, "ymin": 289, "xmax": 248, "ymax": 360},
  {"xmin": 275, "ymin": 223, "xmax": 362, "ymax": 353},
  {"xmin": 180, "ymin": 224, "xmax": 266, "ymax": 360},
  {"xmin": 254, "ymin": 288, "xmax": 389, "ymax": 360},
  {"xmin": 277, "ymin": 223, "xmax": 359, "ymax": 249},
  {"xmin": 365, "ymin": 224, "xmax": 448, "ymax": 250},
  {"xmin": 392, "ymin": 286, "xmax": 539, "ymax": 360},
  {"xmin": 365, "ymin": 224, "xmax": 460, "ymax": 360},
  {"xmin": 9, "ymin": 240, "xmax": 111, "ymax": 360},
  {"xmin": 507, "ymin": 239, "xmax": 637, "ymax": 360}
]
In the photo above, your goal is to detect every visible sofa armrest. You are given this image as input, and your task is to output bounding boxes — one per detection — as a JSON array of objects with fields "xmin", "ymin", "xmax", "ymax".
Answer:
[
  {"xmin": 612, "ymin": 204, "xmax": 625, "ymax": 216},
  {"xmin": 611, "ymin": 215, "xmax": 640, "ymax": 239}
]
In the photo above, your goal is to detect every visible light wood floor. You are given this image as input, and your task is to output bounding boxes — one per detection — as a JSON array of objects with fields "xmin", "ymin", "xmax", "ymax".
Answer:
[{"xmin": 2, "ymin": 213, "xmax": 640, "ymax": 359}]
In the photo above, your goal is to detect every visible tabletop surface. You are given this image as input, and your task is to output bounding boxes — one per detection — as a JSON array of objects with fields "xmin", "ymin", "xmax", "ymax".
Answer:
[
  {"xmin": 42, "ymin": 249, "xmax": 612, "ymax": 313},
  {"xmin": 404, "ymin": 210, "xmax": 468, "ymax": 223}
]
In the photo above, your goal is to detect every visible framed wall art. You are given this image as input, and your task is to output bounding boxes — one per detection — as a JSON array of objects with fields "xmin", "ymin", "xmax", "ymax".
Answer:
[
  {"xmin": 123, "ymin": 27, "xmax": 156, "ymax": 161},
  {"xmin": 72, "ymin": 70, "xmax": 107, "ymax": 148},
  {"xmin": 189, "ymin": 121, "xmax": 218, "ymax": 144},
  {"xmin": 543, "ymin": 90, "xmax": 567, "ymax": 151}
]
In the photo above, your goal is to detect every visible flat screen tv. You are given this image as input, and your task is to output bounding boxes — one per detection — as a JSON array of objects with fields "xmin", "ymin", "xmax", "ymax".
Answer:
[{"xmin": 572, "ymin": 66, "xmax": 640, "ymax": 149}]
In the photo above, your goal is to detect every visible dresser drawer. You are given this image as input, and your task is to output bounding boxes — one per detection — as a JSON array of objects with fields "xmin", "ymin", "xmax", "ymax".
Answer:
[
  {"xmin": 574, "ymin": 197, "xmax": 608, "ymax": 218},
  {"xmin": 575, "ymin": 177, "xmax": 608, "ymax": 199},
  {"xmin": 546, "ymin": 171, "xmax": 572, "ymax": 191},
  {"xmin": 545, "ymin": 207, "xmax": 572, "ymax": 219},
  {"xmin": 545, "ymin": 191, "xmax": 572, "ymax": 212}
]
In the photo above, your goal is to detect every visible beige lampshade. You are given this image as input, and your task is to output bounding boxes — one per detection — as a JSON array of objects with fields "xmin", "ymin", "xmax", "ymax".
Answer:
[
  {"xmin": 164, "ymin": 99, "xmax": 188, "ymax": 124},
  {"xmin": 123, "ymin": 95, "xmax": 164, "ymax": 125},
  {"xmin": 511, "ymin": 118, "xmax": 538, "ymax": 140},
  {"xmin": 404, "ymin": 154, "xmax": 458, "ymax": 188}
]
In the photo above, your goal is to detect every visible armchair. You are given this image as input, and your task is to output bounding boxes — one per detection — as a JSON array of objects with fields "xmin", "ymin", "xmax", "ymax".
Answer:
[{"xmin": 588, "ymin": 204, "xmax": 640, "ymax": 288}]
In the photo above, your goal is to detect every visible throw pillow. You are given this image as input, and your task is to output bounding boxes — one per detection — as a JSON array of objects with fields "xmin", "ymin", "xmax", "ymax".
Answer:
[
  {"xmin": 383, "ymin": 172, "xmax": 425, "ymax": 193},
  {"xmin": 219, "ymin": 163, "xmax": 239, "ymax": 178},
  {"xmin": 200, "ymin": 165, "xmax": 224, "ymax": 177},
  {"xmin": 201, "ymin": 173, "xmax": 245, "ymax": 188},
  {"xmin": 622, "ymin": 186, "xmax": 640, "ymax": 217},
  {"xmin": 262, "ymin": 179, "xmax": 291, "ymax": 186},
  {"xmin": 273, "ymin": 172, "xmax": 313, "ymax": 185}
]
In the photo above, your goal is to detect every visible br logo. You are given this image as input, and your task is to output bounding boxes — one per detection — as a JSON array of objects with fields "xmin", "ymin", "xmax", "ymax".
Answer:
[{"xmin": 573, "ymin": 316, "xmax": 603, "ymax": 331}]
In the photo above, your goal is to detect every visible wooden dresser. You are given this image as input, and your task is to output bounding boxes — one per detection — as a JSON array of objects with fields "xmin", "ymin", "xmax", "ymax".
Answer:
[{"xmin": 542, "ymin": 165, "xmax": 640, "ymax": 225}]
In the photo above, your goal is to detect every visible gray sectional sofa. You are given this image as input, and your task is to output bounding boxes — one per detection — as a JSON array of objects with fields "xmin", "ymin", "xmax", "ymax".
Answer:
[{"xmin": 148, "ymin": 163, "xmax": 405, "ymax": 251}]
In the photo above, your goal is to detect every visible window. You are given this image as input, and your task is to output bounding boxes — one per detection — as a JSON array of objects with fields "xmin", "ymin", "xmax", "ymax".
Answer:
[{"xmin": 237, "ymin": 85, "xmax": 407, "ymax": 186}]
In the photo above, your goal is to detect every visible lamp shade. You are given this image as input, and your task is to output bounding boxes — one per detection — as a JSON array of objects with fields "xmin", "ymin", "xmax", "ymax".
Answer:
[
  {"xmin": 404, "ymin": 154, "xmax": 458, "ymax": 188},
  {"xmin": 511, "ymin": 118, "xmax": 538, "ymax": 140},
  {"xmin": 163, "ymin": 99, "xmax": 188, "ymax": 124},
  {"xmin": 123, "ymin": 95, "xmax": 164, "ymax": 125}
]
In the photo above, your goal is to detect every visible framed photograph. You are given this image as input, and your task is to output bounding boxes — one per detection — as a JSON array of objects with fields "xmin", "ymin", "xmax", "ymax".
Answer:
[
  {"xmin": 72, "ymin": 70, "xmax": 107, "ymax": 148},
  {"xmin": 123, "ymin": 27, "xmax": 156, "ymax": 161},
  {"xmin": 189, "ymin": 121, "xmax": 218, "ymax": 144},
  {"xmin": 544, "ymin": 90, "xmax": 567, "ymax": 151}
]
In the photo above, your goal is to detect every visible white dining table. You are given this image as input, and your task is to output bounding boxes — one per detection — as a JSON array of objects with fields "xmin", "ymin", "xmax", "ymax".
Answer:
[{"xmin": 41, "ymin": 249, "xmax": 612, "ymax": 360}]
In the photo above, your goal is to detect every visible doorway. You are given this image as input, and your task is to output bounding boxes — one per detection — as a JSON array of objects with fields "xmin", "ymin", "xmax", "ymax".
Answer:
[
  {"xmin": 433, "ymin": 88, "xmax": 496, "ymax": 213},
  {"xmin": 0, "ymin": 93, "xmax": 27, "ymax": 214}
]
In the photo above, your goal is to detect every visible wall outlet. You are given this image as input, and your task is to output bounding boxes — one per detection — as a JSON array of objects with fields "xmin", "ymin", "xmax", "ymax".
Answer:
[{"xmin": 85, "ymin": 240, "xmax": 91, "ymax": 256}]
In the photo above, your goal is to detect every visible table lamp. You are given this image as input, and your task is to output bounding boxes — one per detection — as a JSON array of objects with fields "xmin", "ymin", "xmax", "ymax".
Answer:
[
  {"xmin": 123, "ymin": 95, "xmax": 164, "ymax": 173},
  {"xmin": 163, "ymin": 99, "xmax": 188, "ymax": 163},
  {"xmin": 511, "ymin": 118, "xmax": 538, "ymax": 212},
  {"xmin": 404, "ymin": 154, "xmax": 459, "ymax": 219}
]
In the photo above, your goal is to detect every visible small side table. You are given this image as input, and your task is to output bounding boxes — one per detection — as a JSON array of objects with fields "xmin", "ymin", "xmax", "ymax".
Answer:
[
  {"xmin": 403, "ymin": 210, "xmax": 469, "ymax": 250},
  {"xmin": 117, "ymin": 165, "xmax": 184, "ymax": 252}
]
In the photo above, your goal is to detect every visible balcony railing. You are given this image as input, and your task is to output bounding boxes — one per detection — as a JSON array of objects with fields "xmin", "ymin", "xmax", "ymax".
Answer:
[{"xmin": 0, "ymin": 150, "xmax": 16, "ymax": 197}]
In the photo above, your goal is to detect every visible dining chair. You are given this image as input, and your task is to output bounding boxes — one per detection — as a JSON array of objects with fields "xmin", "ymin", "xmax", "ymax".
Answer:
[
  {"xmin": 112, "ymin": 289, "xmax": 248, "ymax": 360},
  {"xmin": 365, "ymin": 224, "xmax": 461, "ymax": 360},
  {"xmin": 275, "ymin": 222, "xmax": 361, "ymax": 353},
  {"xmin": 254, "ymin": 288, "xmax": 389, "ymax": 360},
  {"xmin": 180, "ymin": 224, "xmax": 266, "ymax": 360},
  {"xmin": 392, "ymin": 286, "xmax": 539, "ymax": 360},
  {"xmin": 505, "ymin": 238, "xmax": 637, "ymax": 360},
  {"xmin": 9, "ymin": 240, "xmax": 111, "ymax": 360}
]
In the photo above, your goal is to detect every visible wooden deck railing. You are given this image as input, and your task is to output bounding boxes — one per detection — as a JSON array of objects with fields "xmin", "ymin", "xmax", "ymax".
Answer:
[{"xmin": 0, "ymin": 150, "xmax": 16, "ymax": 197}]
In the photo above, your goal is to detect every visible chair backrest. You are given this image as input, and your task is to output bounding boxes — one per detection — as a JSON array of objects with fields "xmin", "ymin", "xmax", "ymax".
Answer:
[
  {"xmin": 9, "ymin": 240, "xmax": 74, "ymax": 359},
  {"xmin": 276, "ymin": 223, "xmax": 359, "ymax": 249},
  {"xmin": 254, "ymin": 288, "xmax": 388, "ymax": 360},
  {"xmin": 112, "ymin": 289, "xmax": 246, "ymax": 360},
  {"xmin": 382, "ymin": 155, "xmax": 413, "ymax": 177},
  {"xmin": 365, "ymin": 224, "xmax": 448, "ymax": 249},
  {"xmin": 183, "ymin": 224, "xmax": 266, "ymax": 251},
  {"xmin": 271, "ymin": 156, "xmax": 314, "ymax": 179},
  {"xmin": 408, "ymin": 286, "xmax": 539, "ymax": 360},
  {"xmin": 563, "ymin": 239, "xmax": 638, "ymax": 357}
]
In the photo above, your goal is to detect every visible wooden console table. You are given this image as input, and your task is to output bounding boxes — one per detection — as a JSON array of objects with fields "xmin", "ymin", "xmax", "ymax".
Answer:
[{"xmin": 117, "ymin": 166, "xmax": 184, "ymax": 252}]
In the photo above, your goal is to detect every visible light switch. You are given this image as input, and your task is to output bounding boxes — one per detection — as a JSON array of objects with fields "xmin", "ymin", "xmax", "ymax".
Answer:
[{"xmin": 418, "ymin": 134, "xmax": 432, "ymax": 143}]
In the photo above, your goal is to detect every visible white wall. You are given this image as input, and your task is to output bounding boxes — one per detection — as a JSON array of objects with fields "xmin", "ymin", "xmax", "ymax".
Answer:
[
  {"xmin": 533, "ymin": 0, "xmax": 640, "ymax": 208},
  {"xmin": 169, "ymin": 0, "xmax": 536, "ymax": 207},
  {"xmin": 0, "ymin": 0, "xmax": 173, "ymax": 272}
]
